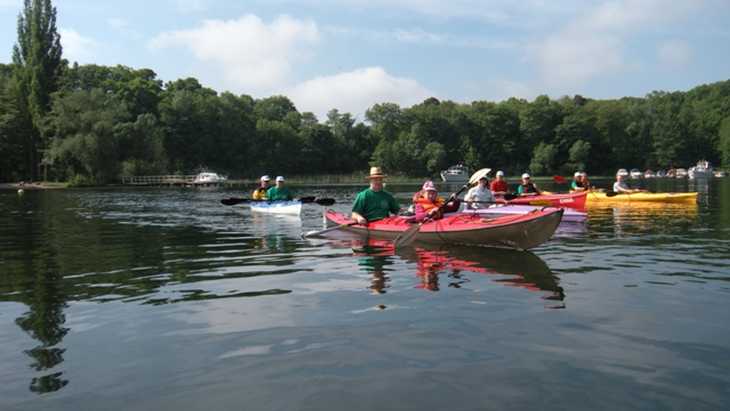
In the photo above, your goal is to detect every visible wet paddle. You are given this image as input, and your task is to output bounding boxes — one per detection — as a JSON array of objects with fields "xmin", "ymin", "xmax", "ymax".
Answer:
[
  {"xmin": 302, "ymin": 222, "xmax": 358, "ymax": 238},
  {"xmin": 393, "ymin": 168, "xmax": 491, "ymax": 248}
]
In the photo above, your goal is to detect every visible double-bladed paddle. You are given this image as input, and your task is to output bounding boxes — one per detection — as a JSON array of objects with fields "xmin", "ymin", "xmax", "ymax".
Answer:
[
  {"xmin": 220, "ymin": 197, "xmax": 335, "ymax": 206},
  {"xmin": 393, "ymin": 168, "xmax": 491, "ymax": 248}
]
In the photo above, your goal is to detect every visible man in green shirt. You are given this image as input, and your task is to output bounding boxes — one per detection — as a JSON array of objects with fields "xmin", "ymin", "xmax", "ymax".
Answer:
[
  {"xmin": 352, "ymin": 167, "xmax": 400, "ymax": 224},
  {"xmin": 267, "ymin": 176, "xmax": 294, "ymax": 201}
]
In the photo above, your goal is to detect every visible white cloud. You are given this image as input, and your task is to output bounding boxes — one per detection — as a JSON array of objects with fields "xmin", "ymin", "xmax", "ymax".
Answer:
[
  {"xmin": 325, "ymin": 26, "xmax": 517, "ymax": 50},
  {"xmin": 532, "ymin": 0, "xmax": 704, "ymax": 90},
  {"xmin": 59, "ymin": 28, "xmax": 99, "ymax": 64},
  {"xmin": 149, "ymin": 14, "xmax": 319, "ymax": 94},
  {"xmin": 286, "ymin": 67, "xmax": 434, "ymax": 120},
  {"xmin": 657, "ymin": 40, "xmax": 691, "ymax": 68}
]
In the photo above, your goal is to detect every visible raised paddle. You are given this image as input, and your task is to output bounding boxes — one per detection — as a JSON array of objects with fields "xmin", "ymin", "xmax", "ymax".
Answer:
[
  {"xmin": 220, "ymin": 197, "xmax": 335, "ymax": 206},
  {"xmin": 553, "ymin": 175, "xmax": 567, "ymax": 184},
  {"xmin": 301, "ymin": 222, "xmax": 358, "ymax": 238},
  {"xmin": 393, "ymin": 168, "xmax": 491, "ymax": 248}
]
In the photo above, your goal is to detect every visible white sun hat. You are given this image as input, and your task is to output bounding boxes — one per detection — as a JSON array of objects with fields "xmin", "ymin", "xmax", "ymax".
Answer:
[
  {"xmin": 276, "ymin": 176, "xmax": 285, "ymax": 182},
  {"xmin": 521, "ymin": 173, "xmax": 530, "ymax": 179}
]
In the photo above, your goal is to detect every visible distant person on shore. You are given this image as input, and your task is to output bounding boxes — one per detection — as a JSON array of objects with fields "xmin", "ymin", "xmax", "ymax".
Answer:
[
  {"xmin": 351, "ymin": 167, "xmax": 400, "ymax": 225},
  {"xmin": 517, "ymin": 173, "xmax": 541, "ymax": 196},
  {"xmin": 490, "ymin": 171, "xmax": 509, "ymax": 195},
  {"xmin": 464, "ymin": 175, "xmax": 495, "ymax": 209},
  {"xmin": 267, "ymin": 176, "xmax": 294, "ymax": 200},
  {"xmin": 613, "ymin": 173, "xmax": 642, "ymax": 193},
  {"xmin": 252, "ymin": 175, "xmax": 270, "ymax": 200}
]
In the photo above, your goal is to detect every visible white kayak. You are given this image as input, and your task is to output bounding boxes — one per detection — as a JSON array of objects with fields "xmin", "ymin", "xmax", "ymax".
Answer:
[
  {"xmin": 250, "ymin": 200, "xmax": 302, "ymax": 215},
  {"xmin": 461, "ymin": 205, "xmax": 587, "ymax": 222}
]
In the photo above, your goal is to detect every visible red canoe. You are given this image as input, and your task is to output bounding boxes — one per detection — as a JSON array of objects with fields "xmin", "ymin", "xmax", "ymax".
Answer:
[
  {"xmin": 324, "ymin": 208, "xmax": 563, "ymax": 250},
  {"xmin": 501, "ymin": 191, "xmax": 587, "ymax": 209}
]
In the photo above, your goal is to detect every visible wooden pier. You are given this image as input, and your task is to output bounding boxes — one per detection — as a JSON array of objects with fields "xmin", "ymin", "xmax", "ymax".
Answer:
[{"xmin": 120, "ymin": 175, "xmax": 227, "ymax": 187}]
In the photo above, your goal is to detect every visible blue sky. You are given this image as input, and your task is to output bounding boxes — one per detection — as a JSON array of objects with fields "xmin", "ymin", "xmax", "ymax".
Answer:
[{"xmin": 1, "ymin": 0, "xmax": 729, "ymax": 120}]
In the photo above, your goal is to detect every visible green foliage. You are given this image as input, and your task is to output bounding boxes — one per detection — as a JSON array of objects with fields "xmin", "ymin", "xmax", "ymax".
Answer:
[
  {"xmin": 12, "ymin": 0, "xmax": 63, "ymax": 180},
  {"xmin": 720, "ymin": 117, "xmax": 730, "ymax": 167},
  {"xmin": 529, "ymin": 143, "xmax": 557, "ymax": 175},
  {"xmin": 567, "ymin": 140, "xmax": 591, "ymax": 172}
]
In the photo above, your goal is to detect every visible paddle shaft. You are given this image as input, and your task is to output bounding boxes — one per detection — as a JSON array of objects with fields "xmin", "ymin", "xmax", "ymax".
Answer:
[{"xmin": 302, "ymin": 222, "xmax": 357, "ymax": 238}]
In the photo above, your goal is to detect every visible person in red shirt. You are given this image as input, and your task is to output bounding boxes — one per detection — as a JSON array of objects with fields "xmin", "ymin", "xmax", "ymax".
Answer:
[{"xmin": 490, "ymin": 170, "xmax": 509, "ymax": 195}]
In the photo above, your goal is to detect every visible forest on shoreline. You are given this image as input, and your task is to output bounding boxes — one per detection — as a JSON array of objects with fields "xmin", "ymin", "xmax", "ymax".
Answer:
[{"xmin": 2, "ymin": 1, "xmax": 730, "ymax": 186}]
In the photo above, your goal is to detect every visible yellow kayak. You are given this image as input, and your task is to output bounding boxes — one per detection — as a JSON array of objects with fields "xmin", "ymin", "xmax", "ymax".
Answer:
[{"xmin": 587, "ymin": 191, "xmax": 698, "ymax": 204}]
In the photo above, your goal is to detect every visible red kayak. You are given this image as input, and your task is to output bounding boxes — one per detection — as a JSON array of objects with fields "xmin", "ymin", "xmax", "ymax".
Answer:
[
  {"xmin": 501, "ymin": 191, "xmax": 587, "ymax": 210},
  {"xmin": 325, "ymin": 208, "xmax": 563, "ymax": 250}
]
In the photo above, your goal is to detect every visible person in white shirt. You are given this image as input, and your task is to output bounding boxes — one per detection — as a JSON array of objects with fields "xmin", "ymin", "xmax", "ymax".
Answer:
[
  {"xmin": 464, "ymin": 176, "xmax": 494, "ymax": 209},
  {"xmin": 613, "ymin": 173, "xmax": 640, "ymax": 193}
]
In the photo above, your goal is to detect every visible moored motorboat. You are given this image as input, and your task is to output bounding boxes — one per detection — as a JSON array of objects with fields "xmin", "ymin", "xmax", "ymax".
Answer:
[
  {"xmin": 630, "ymin": 168, "xmax": 642, "ymax": 179},
  {"xmin": 193, "ymin": 171, "xmax": 227, "ymax": 184},
  {"xmin": 675, "ymin": 168, "xmax": 688, "ymax": 178},
  {"xmin": 460, "ymin": 205, "xmax": 586, "ymax": 223},
  {"xmin": 501, "ymin": 191, "xmax": 587, "ymax": 210},
  {"xmin": 440, "ymin": 164, "xmax": 470, "ymax": 183},
  {"xmin": 324, "ymin": 208, "xmax": 563, "ymax": 250},
  {"xmin": 250, "ymin": 200, "xmax": 302, "ymax": 215},
  {"xmin": 586, "ymin": 191, "xmax": 698, "ymax": 204}
]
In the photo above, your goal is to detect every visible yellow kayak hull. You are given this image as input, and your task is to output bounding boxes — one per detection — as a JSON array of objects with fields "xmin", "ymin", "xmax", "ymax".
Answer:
[{"xmin": 587, "ymin": 191, "xmax": 698, "ymax": 204}]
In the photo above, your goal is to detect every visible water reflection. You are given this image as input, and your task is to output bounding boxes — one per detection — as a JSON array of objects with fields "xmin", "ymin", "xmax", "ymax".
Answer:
[{"xmin": 347, "ymin": 238, "xmax": 564, "ymax": 305}]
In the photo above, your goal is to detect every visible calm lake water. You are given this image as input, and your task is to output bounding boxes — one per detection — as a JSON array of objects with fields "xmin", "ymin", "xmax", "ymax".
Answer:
[{"xmin": 2, "ymin": 178, "xmax": 730, "ymax": 410}]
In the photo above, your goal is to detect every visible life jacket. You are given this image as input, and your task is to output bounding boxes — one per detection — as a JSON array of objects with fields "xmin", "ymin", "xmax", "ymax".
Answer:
[
  {"xmin": 252, "ymin": 187, "xmax": 268, "ymax": 200},
  {"xmin": 414, "ymin": 196, "xmax": 445, "ymax": 212},
  {"xmin": 520, "ymin": 182, "xmax": 538, "ymax": 194}
]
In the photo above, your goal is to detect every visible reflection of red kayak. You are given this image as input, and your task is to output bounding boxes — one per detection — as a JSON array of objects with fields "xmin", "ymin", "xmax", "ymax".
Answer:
[
  {"xmin": 325, "ymin": 208, "xmax": 563, "ymax": 250},
  {"xmin": 501, "ymin": 191, "xmax": 587, "ymax": 209}
]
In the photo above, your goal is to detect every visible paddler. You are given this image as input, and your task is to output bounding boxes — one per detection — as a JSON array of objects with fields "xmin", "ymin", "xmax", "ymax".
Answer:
[
  {"xmin": 464, "ymin": 175, "xmax": 495, "ymax": 209},
  {"xmin": 612, "ymin": 172, "xmax": 642, "ymax": 193},
  {"xmin": 517, "ymin": 173, "xmax": 541, "ymax": 196},
  {"xmin": 570, "ymin": 171, "xmax": 587, "ymax": 192},
  {"xmin": 413, "ymin": 180, "xmax": 455, "ymax": 222},
  {"xmin": 351, "ymin": 167, "xmax": 400, "ymax": 225},
  {"xmin": 252, "ymin": 175, "xmax": 270, "ymax": 200},
  {"xmin": 490, "ymin": 170, "xmax": 509, "ymax": 195},
  {"xmin": 267, "ymin": 176, "xmax": 294, "ymax": 200}
]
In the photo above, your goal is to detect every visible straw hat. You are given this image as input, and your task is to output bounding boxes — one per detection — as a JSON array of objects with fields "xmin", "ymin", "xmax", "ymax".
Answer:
[{"xmin": 367, "ymin": 166, "xmax": 387, "ymax": 179}]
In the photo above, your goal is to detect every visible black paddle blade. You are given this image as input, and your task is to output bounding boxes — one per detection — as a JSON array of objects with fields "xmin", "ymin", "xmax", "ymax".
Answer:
[
  {"xmin": 298, "ymin": 196, "xmax": 316, "ymax": 203},
  {"xmin": 605, "ymin": 191, "xmax": 618, "ymax": 197},
  {"xmin": 503, "ymin": 193, "xmax": 517, "ymax": 201},
  {"xmin": 221, "ymin": 198, "xmax": 248, "ymax": 206},
  {"xmin": 315, "ymin": 198, "xmax": 336, "ymax": 206}
]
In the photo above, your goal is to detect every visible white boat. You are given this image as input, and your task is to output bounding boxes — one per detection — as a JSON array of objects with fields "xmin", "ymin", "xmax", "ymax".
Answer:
[
  {"xmin": 193, "ymin": 171, "xmax": 227, "ymax": 184},
  {"xmin": 250, "ymin": 200, "xmax": 302, "ymax": 215},
  {"xmin": 630, "ymin": 168, "xmax": 642, "ymax": 179},
  {"xmin": 616, "ymin": 168, "xmax": 629, "ymax": 177},
  {"xmin": 675, "ymin": 168, "xmax": 688, "ymax": 178},
  {"xmin": 714, "ymin": 170, "xmax": 727, "ymax": 178},
  {"xmin": 688, "ymin": 160, "xmax": 713, "ymax": 179},
  {"xmin": 460, "ymin": 205, "xmax": 586, "ymax": 223},
  {"xmin": 643, "ymin": 170, "xmax": 656, "ymax": 179},
  {"xmin": 440, "ymin": 164, "xmax": 470, "ymax": 183},
  {"xmin": 656, "ymin": 170, "xmax": 667, "ymax": 178}
]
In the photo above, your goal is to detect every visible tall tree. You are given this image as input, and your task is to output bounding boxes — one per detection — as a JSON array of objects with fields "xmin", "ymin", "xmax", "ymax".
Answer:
[{"xmin": 12, "ymin": 0, "xmax": 63, "ymax": 180}]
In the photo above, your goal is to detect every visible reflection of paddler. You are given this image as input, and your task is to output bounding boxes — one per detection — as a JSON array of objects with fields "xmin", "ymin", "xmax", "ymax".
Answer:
[{"xmin": 350, "ymin": 238, "xmax": 564, "ymax": 301}]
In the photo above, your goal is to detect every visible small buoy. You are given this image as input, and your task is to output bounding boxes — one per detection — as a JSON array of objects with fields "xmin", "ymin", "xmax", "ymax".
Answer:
[{"xmin": 17, "ymin": 188, "xmax": 24, "ymax": 195}]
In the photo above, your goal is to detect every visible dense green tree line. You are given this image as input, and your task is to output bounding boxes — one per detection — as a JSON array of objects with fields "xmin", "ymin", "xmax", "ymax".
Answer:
[{"xmin": 1, "ymin": 0, "xmax": 729, "ymax": 184}]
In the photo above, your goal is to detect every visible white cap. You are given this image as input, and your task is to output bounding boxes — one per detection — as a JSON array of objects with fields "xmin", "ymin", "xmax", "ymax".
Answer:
[
  {"xmin": 574, "ymin": 172, "xmax": 581, "ymax": 178},
  {"xmin": 522, "ymin": 173, "xmax": 530, "ymax": 179},
  {"xmin": 496, "ymin": 170, "xmax": 504, "ymax": 177},
  {"xmin": 260, "ymin": 175, "xmax": 271, "ymax": 182},
  {"xmin": 275, "ymin": 176, "xmax": 285, "ymax": 182}
]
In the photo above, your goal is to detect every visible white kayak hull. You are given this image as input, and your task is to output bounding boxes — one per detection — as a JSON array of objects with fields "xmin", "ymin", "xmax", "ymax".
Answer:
[
  {"xmin": 250, "ymin": 201, "xmax": 302, "ymax": 215},
  {"xmin": 461, "ymin": 205, "xmax": 586, "ymax": 223}
]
